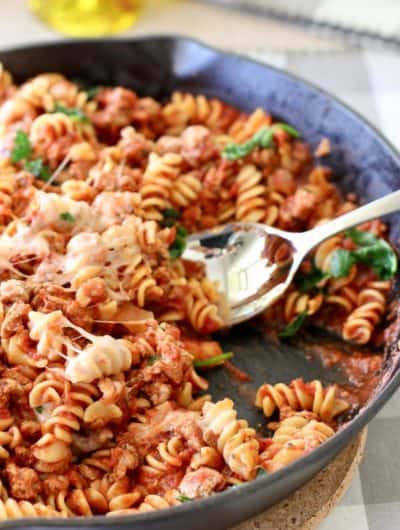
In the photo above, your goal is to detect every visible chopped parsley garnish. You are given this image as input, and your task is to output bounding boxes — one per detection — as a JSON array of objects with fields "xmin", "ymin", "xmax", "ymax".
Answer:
[
  {"xmin": 11, "ymin": 131, "xmax": 52, "ymax": 182},
  {"xmin": 11, "ymin": 130, "xmax": 32, "ymax": 163},
  {"xmin": 148, "ymin": 355, "xmax": 160, "ymax": 365},
  {"xmin": 35, "ymin": 406, "xmax": 43, "ymax": 414},
  {"xmin": 169, "ymin": 225, "xmax": 188, "ymax": 260},
  {"xmin": 54, "ymin": 103, "xmax": 90, "ymax": 123},
  {"xmin": 256, "ymin": 467, "xmax": 268, "ymax": 477},
  {"xmin": 329, "ymin": 228, "xmax": 397, "ymax": 280},
  {"xmin": 223, "ymin": 123, "xmax": 300, "ymax": 161},
  {"xmin": 86, "ymin": 86, "xmax": 101, "ymax": 100},
  {"xmin": 177, "ymin": 495, "xmax": 192, "ymax": 503},
  {"xmin": 193, "ymin": 352, "xmax": 234, "ymax": 368},
  {"xmin": 161, "ymin": 208, "xmax": 181, "ymax": 228},
  {"xmin": 295, "ymin": 261, "xmax": 329, "ymax": 293},
  {"xmin": 279, "ymin": 311, "xmax": 308, "ymax": 338},
  {"xmin": 25, "ymin": 158, "xmax": 51, "ymax": 182},
  {"xmin": 59, "ymin": 212, "xmax": 76, "ymax": 223}
]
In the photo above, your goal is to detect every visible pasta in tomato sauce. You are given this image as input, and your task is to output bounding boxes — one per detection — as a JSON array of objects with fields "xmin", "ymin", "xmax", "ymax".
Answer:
[{"xmin": 0, "ymin": 66, "xmax": 395, "ymax": 519}]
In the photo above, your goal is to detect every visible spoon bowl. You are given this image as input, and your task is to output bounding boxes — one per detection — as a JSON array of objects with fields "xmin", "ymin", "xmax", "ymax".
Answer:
[
  {"xmin": 183, "ymin": 223, "xmax": 302, "ymax": 325},
  {"xmin": 182, "ymin": 189, "xmax": 400, "ymax": 326}
]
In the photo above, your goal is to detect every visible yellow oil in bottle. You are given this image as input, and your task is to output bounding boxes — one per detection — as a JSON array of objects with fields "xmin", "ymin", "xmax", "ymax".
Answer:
[{"xmin": 29, "ymin": 0, "xmax": 141, "ymax": 37}]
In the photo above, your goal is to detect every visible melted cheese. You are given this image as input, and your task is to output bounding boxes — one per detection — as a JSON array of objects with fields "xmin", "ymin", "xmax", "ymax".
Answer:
[
  {"xmin": 92, "ymin": 191, "xmax": 140, "ymax": 229},
  {"xmin": 30, "ymin": 191, "xmax": 105, "ymax": 233},
  {"xmin": 65, "ymin": 336, "xmax": 132, "ymax": 383},
  {"xmin": 63, "ymin": 232, "xmax": 107, "ymax": 274},
  {"xmin": 28, "ymin": 310, "xmax": 134, "ymax": 383},
  {"xmin": 0, "ymin": 221, "xmax": 50, "ymax": 271}
]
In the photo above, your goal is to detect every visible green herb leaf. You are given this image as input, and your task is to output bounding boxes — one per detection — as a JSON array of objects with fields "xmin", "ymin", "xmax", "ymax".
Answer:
[
  {"xmin": 279, "ymin": 311, "xmax": 308, "ymax": 338},
  {"xmin": 331, "ymin": 229, "xmax": 397, "ymax": 280},
  {"xmin": 161, "ymin": 208, "xmax": 181, "ymax": 227},
  {"xmin": 59, "ymin": 212, "xmax": 76, "ymax": 223},
  {"xmin": 35, "ymin": 406, "xmax": 43, "ymax": 413},
  {"xmin": 11, "ymin": 130, "xmax": 32, "ymax": 163},
  {"xmin": 253, "ymin": 127, "xmax": 275, "ymax": 149},
  {"xmin": 54, "ymin": 103, "xmax": 90, "ymax": 123},
  {"xmin": 295, "ymin": 262, "xmax": 330, "ymax": 292},
  {"xmin": 223, "ymin": 122, "xmax": 300, "ymax": 161},
  {"xmin": 163, "ymin": 208, "xmax": 180, "ymax": 220},
  {"xmin": 148, "ymin": 355, "xmax": 160, "ymax": 365},
  {"xmin": 256, "ymin": 467, "xmax": 268, "ymax": 477},
  {"xmin": 86, "ymin": 86, "xmax": 101, "ymax": 100},
  {"xmin": 177, "ymin": 495, "xmax": 192, "ymax": 503},
  {"xmin": 169, "ymin": 244, "xmax": 185, "ymax": 259},
  {"xmin": 223, "ymin": 127, "xmax": 270, "ymax": 161},
  {"xmin": 25, "ymin": 158, "xmax": 51, "ymax": 182},
  {"xmin": 329, "ymin": 249, "xmax": 356, "ymax": 278},
  {"xmin": 193, "ymin": 352, "xmax": 234, "ymax": 368},
  {"xmin": 176, "ymin": 225, "xmax": 188, "ymax": 238},
  {"xmin": 344, "ymin": 228, "xmax": 378, "ymax": 247},
  {"xmin": 273, "ymin": 123, "xmax": 301, "ymax": 138},
  {"xmin": 353, "ymin": 240, "xmax": 397, "ymax": 280},
  {"xmin": 169, "ymin": 225, "xmax": 187, "ymax": 259}
]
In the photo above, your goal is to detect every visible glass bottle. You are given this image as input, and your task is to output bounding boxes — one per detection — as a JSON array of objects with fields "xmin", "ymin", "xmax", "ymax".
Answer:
[{"xmin": 29, "ymin": 0, "xmax": 141, "ymax": 37}]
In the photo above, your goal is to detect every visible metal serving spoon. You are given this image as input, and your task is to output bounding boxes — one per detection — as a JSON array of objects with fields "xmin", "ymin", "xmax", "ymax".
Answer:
[{"xmin": 182, "ymin": 190, "xmax": 400, "ymax": 326}]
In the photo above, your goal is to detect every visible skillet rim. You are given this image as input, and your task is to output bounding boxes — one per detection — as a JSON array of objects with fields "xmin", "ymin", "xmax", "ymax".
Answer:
[{"xmin": 0, "ymin": 34, "xmax": 399, "ymax": 528}]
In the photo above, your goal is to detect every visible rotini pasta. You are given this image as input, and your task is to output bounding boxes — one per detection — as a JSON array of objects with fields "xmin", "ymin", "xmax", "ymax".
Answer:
[
  {"xmin": 201, "ymin": 399, "xmax": 259, "ymax": 480},
  {"xmin": 342, "ymin": 281, "xmax": 390, "ymax": 344},
  {"xmin": 260, "ymin": 414, "xmax": 335, "ymax": 472},
  {"xmin": 0, "ymin": 65, "xmax": 393, "ymax": 519},
  {"xmin": 255, "ymin": 379, "xmax": 349, "ymax": 422},
  {"xmin": 0, "ymin": 499, "xmax": 63, "ymax": 519}
]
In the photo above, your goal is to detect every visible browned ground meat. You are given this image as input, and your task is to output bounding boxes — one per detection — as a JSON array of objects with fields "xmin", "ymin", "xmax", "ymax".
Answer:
[{"xmin": 5, "ymin": 462, "xmax": 42, "ymax": 500}]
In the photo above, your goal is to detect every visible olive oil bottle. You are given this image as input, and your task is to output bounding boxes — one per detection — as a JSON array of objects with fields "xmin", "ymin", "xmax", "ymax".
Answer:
[{"xmin": 29, "ymin": 0, "xmax": 141, "ymax": 37}]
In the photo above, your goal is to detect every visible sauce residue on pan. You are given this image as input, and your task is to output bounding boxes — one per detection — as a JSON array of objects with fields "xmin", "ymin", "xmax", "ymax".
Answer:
[{"xmin": 303, "ymin": 341, "xmax": 382, "ymax": 405}]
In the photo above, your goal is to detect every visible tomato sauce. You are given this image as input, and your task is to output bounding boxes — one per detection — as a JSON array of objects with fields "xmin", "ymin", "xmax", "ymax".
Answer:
[{"xmin": 303, "ymin": 341, "xmax": 382, "ymax": 405}]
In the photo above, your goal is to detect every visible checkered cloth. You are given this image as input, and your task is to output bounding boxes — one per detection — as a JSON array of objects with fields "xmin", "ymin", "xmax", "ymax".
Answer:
[
  {"xmin": 236, "ymin": 48, "xmax": 400, "ymax": 530},
  {"xmin": 202, "ymin": 0, "xmax": 400, "ymax": 49}
]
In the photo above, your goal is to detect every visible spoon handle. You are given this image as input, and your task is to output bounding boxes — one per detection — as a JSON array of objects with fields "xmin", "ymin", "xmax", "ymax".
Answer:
[{"xmin": 304, "ymin": 189, "xmax": 400, "ymax": 246}]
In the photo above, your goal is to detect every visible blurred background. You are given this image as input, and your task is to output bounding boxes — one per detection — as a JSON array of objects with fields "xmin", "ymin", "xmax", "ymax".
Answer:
[
  {"xmin": 2, "ymin": 1, "xmax": 400, "ymax": 529},
  {"xmin": 3, "ymin": 1, "xmax": 398, "ymax": 150}
]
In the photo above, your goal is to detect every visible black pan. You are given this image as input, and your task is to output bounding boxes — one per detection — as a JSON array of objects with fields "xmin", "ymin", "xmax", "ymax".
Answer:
[{"xmin": 0, "ymin": 36, "xmax": 399, "ymax": 530}]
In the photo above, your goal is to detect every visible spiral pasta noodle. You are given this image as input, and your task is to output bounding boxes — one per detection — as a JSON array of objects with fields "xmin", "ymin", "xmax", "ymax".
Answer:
[
  {"xmin": 0, "ymin": 499, "xmax": 63, "ymax": 519},
  {"xmin": 0, "ymin": 167, "xmax": 16, "ymax": 228},
  {"xmin": 261, "ymin": 415, "xmax": 335, "ymax": 472},
  {"xmin": 32, "ymin": 380, "xmax": 99, "ymax": 471},
  {"xmin": 185, "ymin": 279, "xmax": 224, "ymax": 333},
  {"xmin": 235, "ymin": 164, "xmax": 268, "ymax": 223},
  {"xmin": 283, "ymin": 290, "xmax": 324, "ymax": 323},
  {"xmin": 30, "ymin": 112, "xmax": 94, "ymax": 148},
  {"xmin": 0, "ymin": 64, "xmax": 13, "ymax": 102},
  {"xmin": 140, "ymin": 152, "xmax": 182, "ymax": 220},
  {"xmin": 170, "ymin": 172, "xmax": 202, "ymax": 208},
  {"xmin": 314, "ymin": 236, "xmax": 343, "ymax": 272},
  {"xmin": 163, "ymin": 91, "xmax": 239, "ymax": 134},
  {"xmin": 255, "ymin": 379, "xmax": 349, "ymax": 422},
  {"xmin": 18, "ymin": 73, "xmax": 91, "ymax": 113},
  {"xmin": 201, "ymin": 398, "xmax": 259, "ymax": 480},
  {"xmin": 342, "ymin": 281, "xmax": 390, "ymax": 344},
  {"xmin": 229, "ymin": 108, "xmax": 272, "ymax": 143}
]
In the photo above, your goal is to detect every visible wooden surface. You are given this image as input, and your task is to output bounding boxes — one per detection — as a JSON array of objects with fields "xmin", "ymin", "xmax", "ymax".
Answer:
[{"xmin": 234, "ymin": 429, "xmax": 367, "ymax": 530}]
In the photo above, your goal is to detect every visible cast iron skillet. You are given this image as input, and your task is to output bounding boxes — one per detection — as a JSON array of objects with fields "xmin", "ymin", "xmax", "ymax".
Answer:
[{"xmin": 0, "ymin": 36, "xmax": 400, "ymax": 530}]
